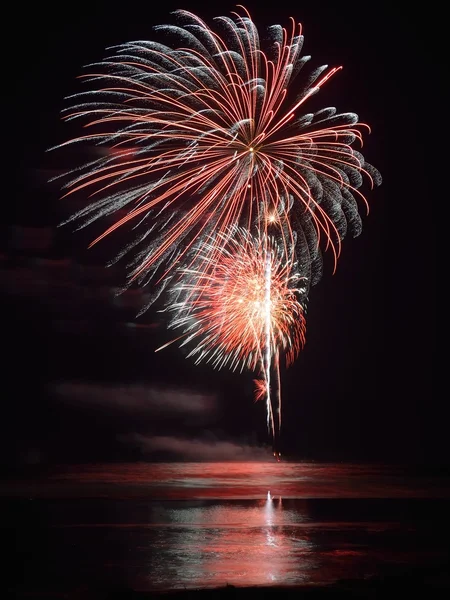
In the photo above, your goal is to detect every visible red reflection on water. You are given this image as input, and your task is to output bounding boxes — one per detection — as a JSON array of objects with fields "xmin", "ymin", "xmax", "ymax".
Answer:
[
  {"xmin": 200, "ymin": 499, "xmax": 312, "ymax": 586},
  {"xmin": 3, "ymin": 462, "xmax": 450, "ymax": 499},
  {"xmin": 147, "ymin": 495, "xmax": 315, "ymax": 589}
]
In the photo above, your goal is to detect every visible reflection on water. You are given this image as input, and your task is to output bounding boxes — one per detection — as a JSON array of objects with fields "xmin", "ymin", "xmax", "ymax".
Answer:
[
  {"xmin": 4, "ymin": 461, "xmax": 450, "ymax": 499},
  {"xmin": 147, "ymin": 496, "xmax": 314, "ymax": 588},
  {"xmin": 4, "ymin": 462, "xmax": 450, "ymax": 592}
]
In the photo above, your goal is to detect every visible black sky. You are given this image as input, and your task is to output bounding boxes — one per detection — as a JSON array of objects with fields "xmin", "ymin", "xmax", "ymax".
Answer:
[{"xmin": 2, "ymin": 1, "xmax": 439, "ymax": 468}]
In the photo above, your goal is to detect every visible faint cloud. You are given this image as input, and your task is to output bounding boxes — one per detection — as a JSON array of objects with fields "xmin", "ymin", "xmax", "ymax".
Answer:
[
  {"xmin": 120, "ymin": 433, "xmax": 269, "ymax": 461},
  {"xmin": 49, "ymin": 381, "xmax": 218, "ymax": 417}
]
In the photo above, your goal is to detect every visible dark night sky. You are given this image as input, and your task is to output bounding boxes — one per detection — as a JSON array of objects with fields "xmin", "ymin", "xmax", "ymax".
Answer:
[{"xmin": 2, "ymin": 1, "xmax": 439, "ymax": 468}]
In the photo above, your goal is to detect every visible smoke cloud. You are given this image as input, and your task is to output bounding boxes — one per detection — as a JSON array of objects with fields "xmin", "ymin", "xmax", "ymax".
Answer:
[
  {"xmin": 120, "ymin": 433, "xmax": 270, "ymax": 461},
  {"xmin": 50, "ymin": 381, "xmax": 218, "ymax": 417}
]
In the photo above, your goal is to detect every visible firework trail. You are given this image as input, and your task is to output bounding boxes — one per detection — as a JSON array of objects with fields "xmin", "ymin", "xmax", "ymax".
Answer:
[
  {"xmin": 55, "ymin": 6, "xmax": 380, "ymax": 300},
  {"xmin": 157, "ymin": 226, "xmax": 307, "ymax": 443}
]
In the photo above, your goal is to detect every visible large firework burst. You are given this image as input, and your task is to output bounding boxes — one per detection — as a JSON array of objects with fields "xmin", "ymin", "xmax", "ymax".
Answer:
[{"xmin": 56, "ymin": 6, "xmax": 380, "ymax": 298}]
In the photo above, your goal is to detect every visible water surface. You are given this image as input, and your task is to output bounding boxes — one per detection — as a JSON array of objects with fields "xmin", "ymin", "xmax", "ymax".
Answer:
[{"xmin": 4, "ymin": 462, "xmax": 450, "ymax": 593}]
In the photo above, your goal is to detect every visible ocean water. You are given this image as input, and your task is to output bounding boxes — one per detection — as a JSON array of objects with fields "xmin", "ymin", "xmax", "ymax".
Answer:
[{"xmin": 4, "ymin": 462, "xmax": 450, "ymax": 594}]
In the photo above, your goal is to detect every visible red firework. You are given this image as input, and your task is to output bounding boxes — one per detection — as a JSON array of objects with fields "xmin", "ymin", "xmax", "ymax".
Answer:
[{"xmin": 56, "ymin": 7, "xmax": 380, "ymax": 290}]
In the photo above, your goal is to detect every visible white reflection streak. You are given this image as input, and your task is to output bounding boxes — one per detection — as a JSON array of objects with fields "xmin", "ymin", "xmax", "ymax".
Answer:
[
  {"xmin": 264, "ymin": 493, "xmax": 282, "ymax": 582},
  {"xmin": 265, "ymin": 493, "xmax": 276, "ymax": 547}
]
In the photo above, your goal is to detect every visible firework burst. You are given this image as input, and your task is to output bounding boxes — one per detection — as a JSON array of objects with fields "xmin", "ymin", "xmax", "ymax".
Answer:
[
  {"xmin": 160, "ymin": 228, "xmax": 306, "ymax": 370},
  {"xmin": 54, "ymin": 7, "xmax": 381, "ymax": 453},
  {"xmin": 55, "ymin": 6, "xmax": 380, "ymax": 297},
  {"xmin": 158, "ymin": 226, "xmax": 307, "ymax": 440}
]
